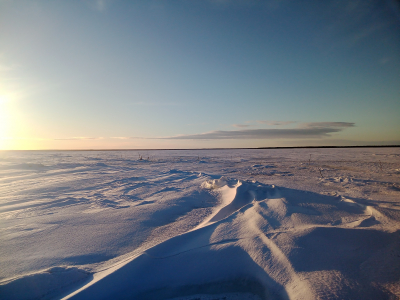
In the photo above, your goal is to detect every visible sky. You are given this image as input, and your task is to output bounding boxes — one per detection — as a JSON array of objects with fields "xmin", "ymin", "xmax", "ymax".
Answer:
[{"xmin": 0, "ymin": 0, "xmax": 399, "ymax": 150}]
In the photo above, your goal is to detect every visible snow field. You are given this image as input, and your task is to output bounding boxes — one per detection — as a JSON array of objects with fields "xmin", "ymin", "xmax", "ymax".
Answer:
[{"xmin": 0, "ymin": 148, "xmax": 399, "ymax": 299}]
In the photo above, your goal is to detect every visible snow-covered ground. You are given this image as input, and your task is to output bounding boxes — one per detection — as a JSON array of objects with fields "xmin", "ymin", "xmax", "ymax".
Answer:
[{"xmin": 0, "ymin": 148, "xmax": 399, "ymax": 300}]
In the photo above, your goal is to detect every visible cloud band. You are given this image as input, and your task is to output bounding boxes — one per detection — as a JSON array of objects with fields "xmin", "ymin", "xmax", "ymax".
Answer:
[{"xmin": 163, "ymin": 122, "xmax": 355, "ymax": 140}]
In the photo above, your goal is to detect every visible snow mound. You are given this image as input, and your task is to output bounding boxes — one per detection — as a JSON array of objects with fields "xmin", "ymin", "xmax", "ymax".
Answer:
[{"xmin": 64, "ymin": 178, "xmax": 400, "ymax": 300}]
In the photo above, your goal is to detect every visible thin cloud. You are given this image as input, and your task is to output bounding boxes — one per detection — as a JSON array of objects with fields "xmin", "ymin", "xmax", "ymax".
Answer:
[
  {"xmin": 111, "ymin": 137, "xmax": 131, "ymax": 140},
  {"xmin": 111, "ymin": 136, "xmax": 146, "ymax": 140},
  {"xmin": 323, "ymin": 0, "xmax": 393, "ymax": 52},
  {"xmin": 85, "ymin": 0, "xmax": 110, "ymax": 12},
  {"xmin": 95, "ymin": 0, "xmax": 107, "ymax": 11},
  {"xmin": 208, "ymin": 0, "xmax": 286, "ymax": 9},
  {"xmin": 54, "ymin": 137, "xmax": 104, "ymax": 141},
  {"xmin": 301, "ymin": 122, "xmax": 355, "ymax": 128},
  {"xmin": 160, "ymin": 122, "xmax": 355, "ymax": 140},
  {"xmin": 232, "ymin": 124, "xmax": 251, "ymax": 128},
  {"xmin": 257, "ymin": 121, "xmax": 297, "ymax": 126}
]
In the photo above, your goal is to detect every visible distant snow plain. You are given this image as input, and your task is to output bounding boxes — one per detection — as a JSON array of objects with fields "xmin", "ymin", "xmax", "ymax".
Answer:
[{"xmin": 0, "ymin": 148, "xmax": 399, "ymax": 300}]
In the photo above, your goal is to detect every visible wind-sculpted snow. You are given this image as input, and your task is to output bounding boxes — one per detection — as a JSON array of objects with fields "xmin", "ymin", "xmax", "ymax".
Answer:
[{"xmin": 0, "ymin": 149, "xmax": 399, "ymax": 299}]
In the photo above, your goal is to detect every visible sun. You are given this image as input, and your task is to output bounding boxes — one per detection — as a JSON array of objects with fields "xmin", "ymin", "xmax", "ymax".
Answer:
[{"xmin": 0, "ymin": 95, "xmax": 39, "ymax": 150}]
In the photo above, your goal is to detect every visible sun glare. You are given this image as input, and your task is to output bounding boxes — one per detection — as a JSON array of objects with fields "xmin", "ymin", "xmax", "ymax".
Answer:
[
  {"xmin": 0, "ymin": 96, "xmax": 14, "ymax": 150},
  {"xmin": 0, "ymin": 95, "xmax": 42, "ymax": 150}
]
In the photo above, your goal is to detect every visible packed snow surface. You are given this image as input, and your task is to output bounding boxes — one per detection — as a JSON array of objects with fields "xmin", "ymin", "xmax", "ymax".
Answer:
[{"xmin": 0, "ymin": 148, "xmax": 399, "ymax": 299}]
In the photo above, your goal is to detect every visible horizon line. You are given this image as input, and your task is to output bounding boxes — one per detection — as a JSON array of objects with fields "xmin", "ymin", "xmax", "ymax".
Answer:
[{"xmin": 1, "ymin": 145, "xmax": 399, "ymax": 151}]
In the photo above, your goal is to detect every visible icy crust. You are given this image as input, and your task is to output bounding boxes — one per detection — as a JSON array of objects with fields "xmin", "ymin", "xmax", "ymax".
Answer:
[{"xmin": 201, "ymin": 176, "xmax": 229, "ymax": 189}]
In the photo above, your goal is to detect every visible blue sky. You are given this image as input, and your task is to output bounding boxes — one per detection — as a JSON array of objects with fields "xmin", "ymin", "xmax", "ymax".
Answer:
[{"xmin": 0, "ymin": 0, "xmax": 399, "ymax": 149}]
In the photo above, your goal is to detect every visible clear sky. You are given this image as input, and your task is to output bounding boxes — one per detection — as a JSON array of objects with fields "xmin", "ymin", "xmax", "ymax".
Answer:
[{"xmin": 0, "ymin": 0, "xmax": 399, "ymax": 150}]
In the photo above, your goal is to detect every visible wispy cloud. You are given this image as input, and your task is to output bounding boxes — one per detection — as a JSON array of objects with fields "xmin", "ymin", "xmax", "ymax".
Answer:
[
  {"xmin": 257, "ymin": 120, "xmax": 297, "ymax": 126},
  {"xmin": 232, "ymin": 124, "xmax": 251, "ymax": 128},
  {"xmin": 301, "ymin": 122, "xmax": 355, "ymax": 128},
  {"xmin": 208, "ymin": 0, "xmax": 287, "ymax": 9},
  {"xmin": 94, "ymin": 0, "xmax": 108, "ymax": 11},
  {"xmin": 322, "ymin": 0, "xmax": 393, "ymax": 52},
  {"xmin": 54, "ymin": 137, "xmax": 104, "ymax": 141},
  {"xmin": 159, "ymin": 122, "xmax": 355, "ymax": 140},
  {"xmin": 110, "ymin": 136, "xmax": 147, "ymax": 140},
  {"xmin": 85, "ymin": 0, "xmax": 110, "ymax": 12},
  {"xmin": 110, "ymin": 137, "xmax": 131, "ymax": 140}
]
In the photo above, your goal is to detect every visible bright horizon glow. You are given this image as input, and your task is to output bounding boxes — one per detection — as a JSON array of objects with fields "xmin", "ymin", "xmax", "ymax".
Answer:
[
  {"xmin": 0, "ymin": 96, "xmax": 12, "ymax": 149},
  {"xmin": 0, "ymin": 94, "xmax": 32, "ymax": 150},
  {"xmin": 0, "ymin": 0, "xmax": 399, "ymax": 150}
]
